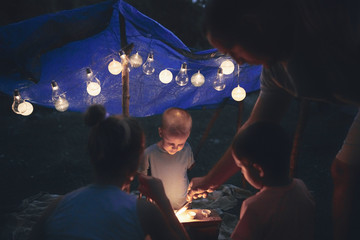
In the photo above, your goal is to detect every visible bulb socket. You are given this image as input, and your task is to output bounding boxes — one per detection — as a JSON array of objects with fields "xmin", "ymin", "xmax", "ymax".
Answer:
[
  {"xmin": 13, "ymin": 89, "xmax": 20, "ymax": 96},
  {"xmin": 51, "ymin": 80, "xmax": 58, "ymax": 88},
  {"xmin": 147, "ymin": 52, "xmax": 154, "ymax": 61},
  {"xmin": 181, "ymin": 63, "xmax": 187, "ymax": 70}
]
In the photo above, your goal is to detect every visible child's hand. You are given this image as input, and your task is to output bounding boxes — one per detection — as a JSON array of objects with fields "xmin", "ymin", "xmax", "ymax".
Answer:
[{"xmin": 138, "ymin": 174, "xmax": 167, "ymax": 204}]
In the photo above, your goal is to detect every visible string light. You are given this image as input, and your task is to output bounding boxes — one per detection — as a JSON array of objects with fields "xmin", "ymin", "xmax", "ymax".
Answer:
[
  {"xmin": 11, "ymin": 89, "xmax": 33, "ymax": 116},
  {"xmin": 143, "ymin": 52, "xmax": 155, "ymax": 75},
  {"xmin": 231, "ymin": 64, "xmax": 246, "ymax": 101},
  {"xmin": 20, "ymin": 101, "xmax": 34, "ymax": 116},
  {"xmin": 9, "ymin": 42, "xmax": 249, "ymax": 115},
  {"xmin": 231, "ymin": 85, "xmax": 246, "ymax": 101},
  {"xmin": 213, "ymin": 68, "xmax": 226, "ymax": 91},
  {"xmin": 175, "ymin": 63, "xmax": 189, "ymax": 86},
  {"xmin": 108, "ymin": 59, "xmax": 122, "ymax": 75},
  {"xmin": 12, "ymin": 89, "xmax": 26, "ymax": 114},
  {"xmin": 130, "ymin": 52, "xmax": 143, "ymax": 68},
  {"xmin": 191, "ymin": 70, "xmax": 205, "ymax": 87},
  {"xmin": 51, "ymin": 80, "xmax": 69, "ymax": 112},
  {"xmin": 220, "ymin": 60, "xmax": 235, "ymax": 75},
  {"xmin": 86, "ymin": 68, "xmax": 101, "ymax": 96},
  {"xmin": 159, "ymin": 69, "xmax": 173, "ymax": 84}
]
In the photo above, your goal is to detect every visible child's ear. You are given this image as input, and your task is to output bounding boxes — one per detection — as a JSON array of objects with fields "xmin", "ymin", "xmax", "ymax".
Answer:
[
  {"xmin": 252, "ymin": 163, "xmax": 265, "ymax": 178},
  {"xmin": 158, "ymin": 127, "xmax": 163, "ymax": 138}
]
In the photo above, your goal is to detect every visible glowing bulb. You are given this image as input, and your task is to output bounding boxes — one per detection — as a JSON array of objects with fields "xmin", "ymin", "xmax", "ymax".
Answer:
[
  {"xmin": 220, "ymin": 60, "xmax": 235, "ymax": 75},
  {"xmin": 51, "ymin": 80, "xmax": 69, "ymax": 112},
  {"xmin": 213, "ymin": 68, "xmax": 226, "ymax": 91},
  {"xmin": 142, "ymin": 52, "xmax": 155, "ymax": 75},
  {"xmin": 191, "ymin": 71, "xmax": 205, "ymax": 87},
  {"xmin": 231, "ymin": 85, "xmax": 246, "ymax": 101},
  {"xmin": 18, "ymin": 102, "xmax": 28, "ymax": 113},
  {"xmin": 108, "ymin": 59, "xmax": 122, "ymax": 75},
  {"xmin": 159, "ymin": 69, "xmax": 173, "ymax": 84},
  {"xmin": 130, "ymin": 52, "xmax": 143, "ymax": 68},
  {"xmin": 175, "ymin": 63, "xmax": 189, "ymax": 86},
  {"xmin": 20, "ymin": 101, "xmax": 34, "ymax": 116},
  {"xmin": 11, "ymin": 89, "xmax": 26, "ymax": 114},
  {"xmin": 54, "ymin": 97, "xmax": 69, "ymax": 112},
  {"xmin": 86, "ymin": 68, "xmax": 101, "ymax": 96},
  {"xmin": 87, "ymin": 81, "xmax": 101, "ymax": 96}
]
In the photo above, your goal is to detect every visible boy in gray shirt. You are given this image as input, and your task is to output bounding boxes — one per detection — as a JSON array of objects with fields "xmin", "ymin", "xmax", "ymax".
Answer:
[{"xmin": 138, "ymin": 107, "xmax": 194, "ymax": 210}]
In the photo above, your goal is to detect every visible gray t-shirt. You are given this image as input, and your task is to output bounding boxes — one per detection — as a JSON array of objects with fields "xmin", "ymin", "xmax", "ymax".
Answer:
[{"xmin": 138, "ymin": 143, "xmax": 194, "ymax": 209}]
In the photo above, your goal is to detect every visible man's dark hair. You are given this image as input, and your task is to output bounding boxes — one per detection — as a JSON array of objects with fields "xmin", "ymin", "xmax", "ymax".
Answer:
[{"xmin": 203, "ymin": 0, "xmax": 295, "ymax": 62}]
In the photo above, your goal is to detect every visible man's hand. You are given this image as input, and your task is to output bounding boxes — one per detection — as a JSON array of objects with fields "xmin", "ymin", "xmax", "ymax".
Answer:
[{"xmin": 187, "ymin": 176, "xmax": 215, "ymax": 202}]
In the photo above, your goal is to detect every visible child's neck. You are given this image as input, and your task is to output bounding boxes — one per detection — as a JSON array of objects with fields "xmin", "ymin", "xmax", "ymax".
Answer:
[
  {"xmin": 157, "ymin": 140, "xmax": 165, "ymax": 151},
  {"xmin": 263, "ymin": 177, "xmax": 292, "ymax": 188}
]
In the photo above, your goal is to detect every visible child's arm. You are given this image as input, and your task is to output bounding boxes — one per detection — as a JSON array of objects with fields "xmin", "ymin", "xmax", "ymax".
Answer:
[
  {"xmin": 187, "ymin": 147, "xmax": 195, "ymax": 170},
  {"xmin": 138, "ymin": 154, "xmax": 150, "ymax": 176},
  {"xmin": 188, "ymin": 162, "xmax": 195, "ymax": 170},
  {"xmin": 137, "ymin": 174, "xmax": 190, "ymax": 240}
]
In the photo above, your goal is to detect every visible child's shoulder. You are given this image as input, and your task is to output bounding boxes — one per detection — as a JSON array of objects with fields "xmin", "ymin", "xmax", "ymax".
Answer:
[
  {"xmin": 145, "ymin": 143, "xmax": 159, "ymax": 153},
  {"xmin": 145, "ymin": 143, "xmax": 161, "ymax": 155}
]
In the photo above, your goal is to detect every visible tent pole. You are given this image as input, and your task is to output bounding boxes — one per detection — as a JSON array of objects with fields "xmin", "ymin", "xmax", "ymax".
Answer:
[
  {"xmin": 290, "ymin": 99, "xmax": 310, "ymax": 178},
  {"xmin": 122, "ymin": 57, "xmax": 130, "ymax": 117}
]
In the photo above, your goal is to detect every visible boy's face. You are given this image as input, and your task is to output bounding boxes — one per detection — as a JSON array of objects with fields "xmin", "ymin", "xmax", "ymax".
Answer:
[
  {"xmin": 159, "ymin": 128, "xmax": 189, "ymax": 155},
  {"xmin": 232, "ymin": 152, "xmax": 263, "ymax": 189}
]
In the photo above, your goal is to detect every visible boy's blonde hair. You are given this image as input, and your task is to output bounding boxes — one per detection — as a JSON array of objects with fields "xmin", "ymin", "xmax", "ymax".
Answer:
[{"xmin": 160, "ymin": 107, "xmax": 192, "ymax": 137}]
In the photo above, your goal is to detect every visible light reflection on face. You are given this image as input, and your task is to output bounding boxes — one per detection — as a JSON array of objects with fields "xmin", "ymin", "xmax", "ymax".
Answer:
[
  {"xmin": 159, "ymin": 128, "xmax": 189, "ymax": 155},
  {"xmin": 232, "ymin": 151, "xmax": 263, "ymax": 189},
  {"xmin": 207, "ymin": 32, "xmax": 270, "ymax": 67}
]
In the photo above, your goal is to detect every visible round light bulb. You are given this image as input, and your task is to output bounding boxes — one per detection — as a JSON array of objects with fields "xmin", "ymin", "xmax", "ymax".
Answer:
[
  {"xmin": 20, "ymin": 101, "xmax": 34, "ymax": 116},
  {"xmin": 143, "ymin": 52, "xmax": 155, "ymax": 75},
  {"xmin": 108, "ymin": 59, "xmax": 122, "ymax": 75},
  {"xmin": 175, "ymin": 63, "xmax": 189, "ymax": 86},
  {"xmin": 159, "ymin": 69, "xmax": 173, "ymax": 84},
  {"xmin": 213, "ymin": 68, "xmax": 226, "ymax": 91},
  {"xmin": 17, "ymin": 101, "xmax": 28, "ymax": 114},
  {"xmin": 87, "ymin": 81, "xmax": 101, "ymax": 96},
  {"xmin": 231, "ymin": 85, "xmax": 246, "ymax": 101},
  {"xmin": 55, "ymin": 97, "xmax": 69, "ymax": 112},
  {"xmin": 191, "ymin": 71, "xmax": 205, "ymax": 87},
  {"xmin": 130, "ymin": 52, "xmax": 143, "ymax": 68},
  {"xmin": 220, "ymin": 60, "xmax": 235, "ymax": 75}
]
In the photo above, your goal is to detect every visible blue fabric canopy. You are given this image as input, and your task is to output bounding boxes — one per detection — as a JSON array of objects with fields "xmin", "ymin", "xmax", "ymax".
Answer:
[{"xmin": 0, "ymin": 0, "xmax": 261, "ymax": 117}]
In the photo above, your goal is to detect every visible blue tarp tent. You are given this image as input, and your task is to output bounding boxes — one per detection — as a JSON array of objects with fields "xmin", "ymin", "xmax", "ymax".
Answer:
[{"xmin": 0, "ymin": 0, "xmax": 261, "ymax": 117}]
